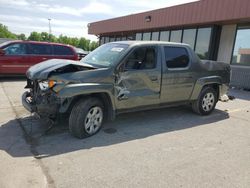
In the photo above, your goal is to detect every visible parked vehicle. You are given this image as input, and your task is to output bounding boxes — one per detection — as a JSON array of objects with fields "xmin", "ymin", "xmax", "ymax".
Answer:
[
  {"xmin": 74, "ymin": 47, "xmax": 89, "ymax": 60},
  {"xmin": 22, "ymin": 41, "xmax": 231, "ymax": 139},
  {"xmin": 0, "ymin": 40, "xmax": 78, "ymax": 75},
  {"xmin": 0, "ymin": 38, "xmax": 13, "ymax": 44}
]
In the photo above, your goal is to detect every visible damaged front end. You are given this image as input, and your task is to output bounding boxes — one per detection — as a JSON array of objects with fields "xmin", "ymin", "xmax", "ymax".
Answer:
[
  {"xmin": 22, "ymin": 79, "xmax": 62, "ymax": 118},
  {"xmin": 22, "ymin": 59, "xmax": 97, "ymax": 118}
]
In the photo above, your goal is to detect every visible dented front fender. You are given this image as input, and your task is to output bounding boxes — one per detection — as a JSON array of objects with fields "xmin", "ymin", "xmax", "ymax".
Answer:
[{"xmin": 57, "ymin": 83, "xmax": 116, "ymax": 109}]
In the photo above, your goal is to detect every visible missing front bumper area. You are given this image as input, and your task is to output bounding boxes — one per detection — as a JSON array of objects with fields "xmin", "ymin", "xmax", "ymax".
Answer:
[
  {"xmin": 22, "ymin": 91, "xmax": 36, "ymax": 113},
  {"xmin": 22, "ymin": 91, "xmax": 59, "ymax": 118}
]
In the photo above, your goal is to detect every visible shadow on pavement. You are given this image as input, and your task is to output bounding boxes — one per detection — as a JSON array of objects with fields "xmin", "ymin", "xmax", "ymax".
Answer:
[
  {"xmin": 0, "ymin": 106, "xmax": 229, "ymax": 158},
  {"xmin": 0, "ymin": 76, "xmax": 26, "ymax": 82}
]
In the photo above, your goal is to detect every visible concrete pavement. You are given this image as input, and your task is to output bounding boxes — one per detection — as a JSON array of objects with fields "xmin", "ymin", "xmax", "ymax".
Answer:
[{"xmin": 0, "ymin": 78, "xmax": 249, "ymax": 188}]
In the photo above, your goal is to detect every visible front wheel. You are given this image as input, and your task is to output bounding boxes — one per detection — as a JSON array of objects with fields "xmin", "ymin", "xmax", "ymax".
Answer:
[
  {"xmin": 192, "ymin": 86, "xmax": 218, "ymax": 115},
  {"xmin": 69, "ymin": 97, "xmax": 104, "ymax": 139}
]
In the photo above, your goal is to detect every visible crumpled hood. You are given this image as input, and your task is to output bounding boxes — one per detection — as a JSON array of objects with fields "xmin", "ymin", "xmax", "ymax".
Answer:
[{"xmin": 26, "ymin": 59, "xmax": 95, "ymax": 80}]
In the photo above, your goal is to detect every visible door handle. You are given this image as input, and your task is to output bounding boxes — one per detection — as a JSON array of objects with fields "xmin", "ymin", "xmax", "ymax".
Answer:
[
  {"xmin": 150, "ymin": 76, "xmax": 158, "ymax": 82},
  {"xmin": 42, "ymin": 58, "xmax": 48, "ymax": 60}
]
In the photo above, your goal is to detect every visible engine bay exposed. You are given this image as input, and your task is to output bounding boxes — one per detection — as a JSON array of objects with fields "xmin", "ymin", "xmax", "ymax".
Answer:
[{"xmin": 51, "ymin": 64, "xmax": 95, "ymax": 74}]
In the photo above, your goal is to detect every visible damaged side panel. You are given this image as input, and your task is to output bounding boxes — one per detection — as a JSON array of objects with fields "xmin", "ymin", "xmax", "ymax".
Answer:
[{"xmin": 114, "ymin": 70, "xmax": 161, "ymax": 110}]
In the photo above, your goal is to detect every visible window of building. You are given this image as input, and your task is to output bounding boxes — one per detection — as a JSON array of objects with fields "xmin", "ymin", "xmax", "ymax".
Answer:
[
  {"xmin": 121, "ymin": 36, "xmax": 127, "ymax": 41},
  {"xmin": 164, "ymin": 46, "xmax": 189, "ymax": 68},
  {"xmin": 136, "ymin": 33, "xmax": 142, "ymax": 40},
  {"xmin": 105, "ymin": 37, "xmax": 109, "ymax": 43},
  {"xmin": 195, "ymin": 27, "xmax": 211, "ymax": 59},
  {"xmin": 109, "ymin": 37, "xmax": 115, "ymax": 42},
  {"xmin": 232, "ymin": 26, "xmax": 250, "ymax": 66},
  {"xmin": 170, "ymin": 30, "xmax": 182, "ymax": 43},
  {"xmin": 151, "ymin": 32, "xmax": 159, "ymax": 41},
  {"xmin": 4, "ymin": 43, "xmax": 27, "ymax": 55},
  {"xmin": 182, "ymin": 29, "xmax": 196, "ymax": 49},
  {"xmin": 115, "ymin": 36, "xmax": 121, "ymax": 41},
  {"xmin": 53, "ymin": 45, "xmax": 74, "ymax": 55},
  {"xmin": 142, "ymin": 32, "xmax": 151, "ymax": 41},
  {"xmin": 127, "ymin": 35, "xmax": 135, "ymax": 40},
  {"xmin": 160, "ymin": 31, "xmax": 169, "ymax": 41},
  {"xmin": 125, "ymin": 47, "xmax": 157, "ymax": 70},
  {"xmin": 100, "ymin": 37, "xmax": 105, "ymax": 45}
]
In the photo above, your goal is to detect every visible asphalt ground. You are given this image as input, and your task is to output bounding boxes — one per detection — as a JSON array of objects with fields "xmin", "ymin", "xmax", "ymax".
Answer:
[{"xmin": 0, "ymin": 78, "xmax": 249, "ymax": 188}]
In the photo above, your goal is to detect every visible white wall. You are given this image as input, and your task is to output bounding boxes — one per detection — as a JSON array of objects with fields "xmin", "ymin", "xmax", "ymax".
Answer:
[{"xmin": 217, "ymin": 24, "xmax": 237, "ymax": 63}]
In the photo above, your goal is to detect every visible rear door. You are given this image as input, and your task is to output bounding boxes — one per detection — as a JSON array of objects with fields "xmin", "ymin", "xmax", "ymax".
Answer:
[
  {"xmin": 27, "ymin": 43, "xmax": 53, "ymax": 66},
  {"xmin": 0, "ymin": 42, "xmax": 30, "ymax": 74},
  {"xmin": 52, "ymin": 45, "xmax": 77, "ymax": 60},
  {"xmin": 115, "ymin": 46, "xmax": 161, "ymax": 109},
  {"xmin": 161, "ymin": 46, "xmax": 195, "ymax": 103}
]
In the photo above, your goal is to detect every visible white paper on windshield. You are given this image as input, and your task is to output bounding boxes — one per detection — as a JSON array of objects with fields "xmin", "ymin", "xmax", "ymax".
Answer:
[{"xmin": 111, "ymin": 47, "xmax": 124, "ymax": 52}]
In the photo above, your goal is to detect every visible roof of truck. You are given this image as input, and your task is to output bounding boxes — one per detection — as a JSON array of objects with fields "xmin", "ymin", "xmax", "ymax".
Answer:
[{"xmin": 109, "ymin": 40, "xmax": 191, "ymax": 48}]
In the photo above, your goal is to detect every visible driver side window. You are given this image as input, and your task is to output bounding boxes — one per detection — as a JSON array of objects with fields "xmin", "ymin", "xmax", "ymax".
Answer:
[
  {"xmin": 125, "ymin": 46, "xmax": 156, "ymax": 70},
  {"xmin": 4, "ymin": 43, "xmax": 27, "ymax": 55}
]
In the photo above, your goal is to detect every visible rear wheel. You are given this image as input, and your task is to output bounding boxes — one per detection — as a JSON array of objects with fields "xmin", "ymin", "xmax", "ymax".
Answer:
[
  {"xmin": 69, "ymin": 97, "xmax": 104, "ymax": 139},
  {"xmin": 192, "ymin": 86, "xmax": 218, "ymax": 115}
]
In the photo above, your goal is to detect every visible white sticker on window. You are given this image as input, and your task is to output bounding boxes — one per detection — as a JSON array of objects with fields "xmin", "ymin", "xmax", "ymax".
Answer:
[{"xmin": 111, "ymin": 47, "xmax": 124, "ymax": 52}]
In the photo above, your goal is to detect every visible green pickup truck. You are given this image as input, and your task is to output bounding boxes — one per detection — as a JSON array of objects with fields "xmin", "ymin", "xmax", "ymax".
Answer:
[{"xmin": 22, "ymin": 41, "xmax": 231, "ymax": 138}]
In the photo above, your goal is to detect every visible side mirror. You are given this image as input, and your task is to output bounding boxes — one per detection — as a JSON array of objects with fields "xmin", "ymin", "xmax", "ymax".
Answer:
[{"xmin": 0, "ymin": 49, "xmax": 5, "ymax": 56}]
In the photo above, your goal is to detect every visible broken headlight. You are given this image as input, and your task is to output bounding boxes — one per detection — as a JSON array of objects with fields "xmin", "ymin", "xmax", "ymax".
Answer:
[{"xmin": 38, "ymin": 80, "xmax": 58, "ymax": 91}]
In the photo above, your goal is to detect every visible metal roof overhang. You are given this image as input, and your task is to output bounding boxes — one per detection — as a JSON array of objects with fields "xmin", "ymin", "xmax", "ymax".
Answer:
[{"xmin": 88, "ymin": 0, "xmax": 250, "ymax": 36}]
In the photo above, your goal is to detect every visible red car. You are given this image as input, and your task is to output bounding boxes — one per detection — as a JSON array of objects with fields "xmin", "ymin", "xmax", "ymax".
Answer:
[{"xmin": 0, "ymin": 40, "xmax": 79, "ymax": 75}]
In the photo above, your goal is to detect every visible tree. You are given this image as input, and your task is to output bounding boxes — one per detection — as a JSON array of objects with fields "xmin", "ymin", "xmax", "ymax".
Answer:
[
  {"xmin": 89, "ymin": 41, "xmax": 99, "ymax": 51},
  {"xmin": 58, "ymin": 34, "xmax": 70, "ymax": 44},
  {"xmin": 48, "ymin": 34, "xmax": 57, "ymax": 42},
  {"xmin": 78, "ymin": 37, "xmax": 89, "ymax": 50},
  {"xmin": 28, "ymin": 32, "xmax": 41, "ymax": 41},
  {"xmin": 0, "ymin": 23, "xmax": 99, "ymax": 51},
  {"xmin": 40, "ymin": 32, "xmax": 49, "ymax": 41},
  {"xmin": 69, "ymin": 37, "xmax": 79, "ymax": 47},
  {"xmin": 0, "ymin": 24, "xmax": 17, "ymax": 39},
  {"xmin": 17, "ymin": 33, "xmax": 26, "ymax": 40}
]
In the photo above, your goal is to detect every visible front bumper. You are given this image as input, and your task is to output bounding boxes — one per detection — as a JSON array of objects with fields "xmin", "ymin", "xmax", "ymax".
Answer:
[
  {"xmin": 22, "ymin": 91, "xmax": 36, "ymax": 113},
  {"xmin": 22, "ymin": 91, "xmax": 59, "ymax": 118}
]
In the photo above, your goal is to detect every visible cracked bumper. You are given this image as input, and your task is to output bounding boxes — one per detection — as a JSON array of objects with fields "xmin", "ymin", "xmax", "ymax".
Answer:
[
  {"xmin": 22, "ymin": 91, "xmax": 59, "ymax": 117},
  {"xmin": 22, "ymin": 91, "xmax": 36, "ymax": 113}
]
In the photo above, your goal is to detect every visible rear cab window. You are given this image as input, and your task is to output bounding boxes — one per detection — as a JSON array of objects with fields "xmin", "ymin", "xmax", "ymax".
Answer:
[
  {"xmin": 164, "ymin": 46, "xmax": 190, "ymax": 69},
  {"xmin": 53, "ymin": 45, "xmax": 74, "ymax": 56}
]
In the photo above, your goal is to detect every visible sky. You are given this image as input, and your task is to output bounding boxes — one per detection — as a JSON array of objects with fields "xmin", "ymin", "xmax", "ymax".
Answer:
[{"xmin": 0, "ymin": 0, "xmax": 198, "ymax": 41}]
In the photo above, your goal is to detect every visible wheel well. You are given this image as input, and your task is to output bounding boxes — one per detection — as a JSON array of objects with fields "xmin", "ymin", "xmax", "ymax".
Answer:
[
  {"xmin": 203, "ymin": 83, "xmax": 220, "ymax": 100},
  {"xmin": 67, "ymin": 93, "xmax": 114, "ymax": 121}
]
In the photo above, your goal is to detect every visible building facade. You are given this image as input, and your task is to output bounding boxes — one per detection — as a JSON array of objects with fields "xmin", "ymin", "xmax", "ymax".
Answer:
[{"xmin": 88, "ymin": 0, "xmax": 250, "ymax": 89}]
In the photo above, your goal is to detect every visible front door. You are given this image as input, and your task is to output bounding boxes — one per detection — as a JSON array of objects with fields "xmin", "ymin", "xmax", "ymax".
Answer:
[
  {"xmin": 115, "ymin": 46, "xmax": 161, "ymax": 110},
  {"xmin": 0, "ymin": 43, "xmax": 30, "ymax": 74}
]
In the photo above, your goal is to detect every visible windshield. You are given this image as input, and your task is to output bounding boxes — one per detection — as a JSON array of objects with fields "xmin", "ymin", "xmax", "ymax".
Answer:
[{"xmin": 81, "ymin": 43, "xmax": 129, "ymax": 67}]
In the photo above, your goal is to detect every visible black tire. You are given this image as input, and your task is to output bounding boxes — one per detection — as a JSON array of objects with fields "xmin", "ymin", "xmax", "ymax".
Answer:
[
  {"xmin": 192, "ymin": 86, "xmax": 218, "ymax": 115},
  {"xmin": 69, "ymin": 97, "xmax": 104, "ymax": 139}
]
